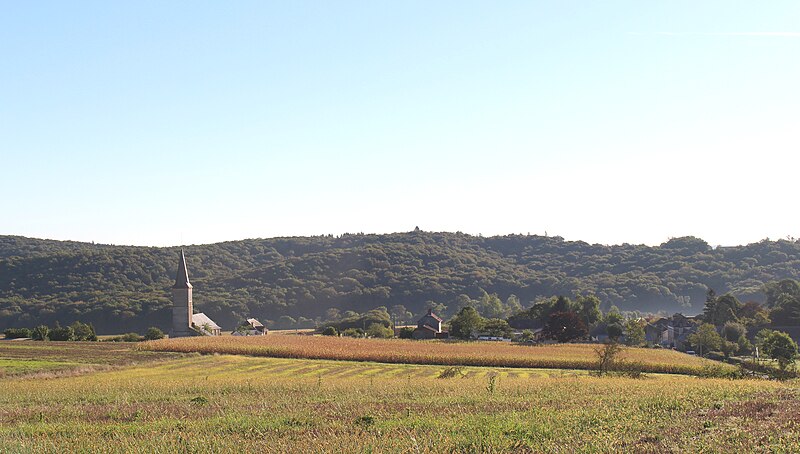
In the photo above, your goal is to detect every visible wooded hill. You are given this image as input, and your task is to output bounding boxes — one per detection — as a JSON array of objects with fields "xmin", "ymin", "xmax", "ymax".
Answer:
[{"xmin": 1, "ymin": 233, "xmax": 799, "ymax": 334}]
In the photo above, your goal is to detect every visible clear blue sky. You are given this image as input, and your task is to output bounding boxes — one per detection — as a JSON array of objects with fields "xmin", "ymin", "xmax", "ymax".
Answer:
[{"xmin": 2, "ymin": 1, "xmax": 798, "ymax": 247}]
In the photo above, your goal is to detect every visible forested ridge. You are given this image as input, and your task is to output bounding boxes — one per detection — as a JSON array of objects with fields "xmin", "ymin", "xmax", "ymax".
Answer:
[{"xmin": 1, "ymin": 232, "xmax": 799, "ymax": 334}]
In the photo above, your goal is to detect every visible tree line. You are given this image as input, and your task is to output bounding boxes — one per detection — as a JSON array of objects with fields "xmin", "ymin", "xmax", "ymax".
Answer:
[{"xmin": 1, "ymin": 233, "xmax": 799, "ymax": 333}]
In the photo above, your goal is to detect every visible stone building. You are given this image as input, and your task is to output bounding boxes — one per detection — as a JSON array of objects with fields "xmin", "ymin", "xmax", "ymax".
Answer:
[
  {"xmin": 169, "ymin": 249, "xmax": 221, "ymax": 337},
  {"xmin": 412, "ymin": 308, "xmax": 449, "ymax": 340}
]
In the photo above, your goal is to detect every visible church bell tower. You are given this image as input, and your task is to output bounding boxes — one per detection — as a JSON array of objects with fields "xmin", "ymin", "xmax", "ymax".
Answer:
[{"xmin": 170, "ymin": 249, "xmax": 194, "ymax": 337}]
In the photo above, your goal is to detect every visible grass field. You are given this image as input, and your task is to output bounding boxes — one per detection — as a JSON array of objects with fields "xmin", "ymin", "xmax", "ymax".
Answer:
[
  {"xmin": 1, "ymin": 347, "xmax": 798, "ymax": 452},
  {"xmin": 139, "ymin": 334, "xmax": 734, "ymax": 376},
  {"xmin": 2, "ymin": 342, "xmax": 798, "ymax": 452},
  {"xmin": 0, "ymin": 341, "xmax": 184, "ymax": 378}
]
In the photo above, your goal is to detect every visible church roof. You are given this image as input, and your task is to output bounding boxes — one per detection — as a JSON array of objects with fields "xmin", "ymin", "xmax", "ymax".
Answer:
[
  {"xmin": 172, "ymin": 249, "xmax": 193, "ymax": 289},
  {"xmin": 192, "ymin": 313, "xmax": 221, "ymax": 330}
]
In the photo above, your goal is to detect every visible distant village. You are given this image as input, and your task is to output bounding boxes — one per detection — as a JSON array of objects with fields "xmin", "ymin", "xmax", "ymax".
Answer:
[
  {"xmin": 163, "ymin": 251, "xmax": 792, "ymax": 362},
  {"xmin": 4, "ymin": 249, "xmax": 799, "ymax": 367}
]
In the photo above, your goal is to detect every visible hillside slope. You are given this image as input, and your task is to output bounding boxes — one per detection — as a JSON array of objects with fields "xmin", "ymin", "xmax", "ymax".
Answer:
[{"xmin": 1, "ymin": 233, "xmax": 799, "ymax": 333}]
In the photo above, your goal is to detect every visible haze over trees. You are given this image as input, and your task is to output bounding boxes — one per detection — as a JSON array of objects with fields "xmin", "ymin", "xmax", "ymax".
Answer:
[{"xmin": 1, "ymin": 233, "xmax": 799, "ymax": 333}]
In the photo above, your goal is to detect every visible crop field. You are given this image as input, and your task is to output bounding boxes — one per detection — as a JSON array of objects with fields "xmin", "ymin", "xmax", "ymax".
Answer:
[
  {"xmin": 0, "ymin": 342, "xmax": 184, "ymax": 378},
  {"xmin": 139, "ymin": 334, "xmax": 732, "ymax": 376},
  {"xmin": 1, "ymin": 344, "xmax": 798, "ymax": 453}
]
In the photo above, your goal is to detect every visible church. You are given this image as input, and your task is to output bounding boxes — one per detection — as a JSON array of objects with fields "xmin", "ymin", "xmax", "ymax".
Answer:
[{"xmin": 170, "ymin": 249, "xmax": 222, "ymax": 337}]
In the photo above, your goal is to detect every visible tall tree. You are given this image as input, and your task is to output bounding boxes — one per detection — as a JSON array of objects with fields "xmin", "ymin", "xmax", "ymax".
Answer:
[
  {"xmin": 702, "ymin": 292, "xmax": 741, "ymax": 326},
  {"xmin": 576, "ymin": 294, "xmax": 602, "ymax": 327},
  {"xmin": 448, "ymin": 307, "xmax": 485, "ymax": 340},
  {"xmin": 687, "ymin": 323, "xmax": 723, "ymax": 357},
  {"xmin": 543, "ymin": 311, "xmax": 587, "ymax": 343},
  {"xmin": 762, "ymin": 330, "xmax": 799, "ymax": 371}
]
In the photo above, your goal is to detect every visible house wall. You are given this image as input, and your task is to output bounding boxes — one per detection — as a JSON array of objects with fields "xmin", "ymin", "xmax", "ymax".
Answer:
[{"xmin": 417, "ymin": 315, "xmax": 441, "ymax": 332}]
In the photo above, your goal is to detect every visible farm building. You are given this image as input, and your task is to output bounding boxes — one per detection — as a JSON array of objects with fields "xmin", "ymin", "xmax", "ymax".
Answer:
[
  {"xmin": 233, "ymin": 318, "xmax": 268, "ymax": 336},
  {"xmin": 412, "ymin": 309, "xmax": 449, "ymax": 339}
]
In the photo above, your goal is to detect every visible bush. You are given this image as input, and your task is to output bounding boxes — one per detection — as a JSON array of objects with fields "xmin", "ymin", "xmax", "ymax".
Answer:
[
  {"xmin": 321, "ymin": 326, "xmax": 338, "ymax": 336},
  {"xmin": 143, "ymin": 327, "xmax": 165, "ymax": 341},
  {"xmin": 398, "ymin": 327, "xmax": 415, "ymax": 339},
  {"xmin": 762, "ymin": 330, "xmax": 799, "ymax": 371},
  {"xmin": 31, "ymin": 325, "xmax": 49, "ymax": 341},
  {"xmin": 106, "ymin": 333, "xmax": 145, "ymax": 342},
  {"xmin": 71, "ymin": 321, "xmax": 97, "ymax": 341},
  {"xmin": 49, "ymin": 325, "xmax": 75, "ymax": 341},
  {"xmin": 606, "ymin": 323, "xmax": 623, "ymax": 341},
  {"xmin": 341, "ymin": 328, "xmax": 364, "ymax": 338},
  {"xmin": 721, "ymin": 340, "xmax": 738, "ymax": 358},
  {"xmin": 366, "ymin": 323, "xmax": 394, "ymax": 339},
  {"xmin": 3, "ymin": 328, "xmax": 31, "ymax": 339}
]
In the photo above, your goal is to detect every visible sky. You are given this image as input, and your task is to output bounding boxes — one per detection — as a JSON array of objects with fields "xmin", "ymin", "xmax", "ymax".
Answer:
[{"xmin": 1, "ymin": 1, "xmax": 799, "ymax": 247}]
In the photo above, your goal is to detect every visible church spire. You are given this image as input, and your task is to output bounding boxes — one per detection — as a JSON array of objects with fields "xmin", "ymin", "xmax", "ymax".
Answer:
[{"xmin": 173, "ymin": 249, "xmax": 192, "ymax": 289}]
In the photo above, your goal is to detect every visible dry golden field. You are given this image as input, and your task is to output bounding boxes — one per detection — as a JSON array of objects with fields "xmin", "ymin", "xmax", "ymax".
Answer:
[
  {"xmin": 139, "ymin": 334, "xmax": 733, "ymax": 376},
  {"xmin": 1, "ymin": 345, "xmax": 798, "ymax": 453}
]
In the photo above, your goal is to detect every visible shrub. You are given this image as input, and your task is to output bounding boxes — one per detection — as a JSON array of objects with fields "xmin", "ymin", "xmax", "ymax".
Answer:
[
  {"xmin": 341, "ymin": 328, "xmax": 364, "ymax": 338},
  {"xmin": 107, "ymin": 333, "xmax": 145, "ymax": 342},
  {"xmin": 606, "ymin": 323, "xmax": 623, "ymax": 341},
  {"xmin": 3, "ymin": 327, "xmax": 31, "ymax": 339},
  {"xmin": 49, "ymin": 325, "xmax": 75, "ymax": 341},
  {"xmin": 71, "ymin": 321, "xmax": 97, "ymax": 341},
  {"xmin": 31, "ymin": 325, "xmax": 49, "ymax": 341},
  {"xmin": 321, "ymin": 326, "xmax": 338, "ymax": 336},
  {"xmin": 721, "ymin": 340, "xmax": 738, "ymax": 358},
  {"xmin": 398, "ymin": 327, "xmax": 415, "ymax": 339},
  {"xmin": 144, "ymin": 327, "xmax": 165, "ymax": 341},
  {"xmin": 594, "ymin": 341, "xmax": 623, "ymax": 375},
  {"xmin": 366, "ymin": 323, "xmax": 393, "ymax": 339}
]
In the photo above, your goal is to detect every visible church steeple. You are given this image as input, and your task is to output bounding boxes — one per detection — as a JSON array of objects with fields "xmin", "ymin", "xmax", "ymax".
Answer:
[{"xmin": 173, "ymin": 249, "xmax": 192, "ymax": 289}]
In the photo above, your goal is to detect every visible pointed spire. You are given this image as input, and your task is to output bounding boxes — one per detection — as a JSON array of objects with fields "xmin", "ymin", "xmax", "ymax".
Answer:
[{"xmin": 173, "ymin": 249, "xmax": 192, "ymax": 289}]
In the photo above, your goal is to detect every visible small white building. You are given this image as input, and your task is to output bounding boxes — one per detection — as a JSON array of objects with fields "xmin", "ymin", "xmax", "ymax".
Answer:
[{"xmin": 232, "ymin": 318, "xmax": 268, "ymax": 336}]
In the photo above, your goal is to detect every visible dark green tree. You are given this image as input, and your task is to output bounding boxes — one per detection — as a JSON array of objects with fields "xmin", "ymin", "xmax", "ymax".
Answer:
[
  {"xmin": 624, "ymin": 319, "xmax": 646, "ymax": 346},
  {"xmin": 576, "ymin": 294, "xmax": 602, "ymax": 327},
  {"xmin": 606, "ymin": 323, "xmax": 623, "ymax": 341},
  {"xmin": 687, "ymin": 323, "xmax": 723, "ymax": 357},
  {"xmin": 702, "ymin": 292, "xmax": 741, "ymax": 326},
  {"xmin": 449, "ymin": 307, "xmax": 485, "ymax": 340},
  {"xmin": 543, "ymin": 311, "xmax": 587, "ymax": 343},
  {"xmin": 483, "ymin": 318, "xmax": 512, "ymax": 337},
  {"xmin": 31, "ymin": 325, "xmax": 49, "ymax": 341},
  {"xmin": 762, "ymin": 330, "xmax": 799, "ymax": 371},
  {"xmin": 143, "ymin": 327, "xmax": 165, "ymax": 340},
  {"xmin": 71, "ymin": 321, "xmax": 97, "ymax": 341}
]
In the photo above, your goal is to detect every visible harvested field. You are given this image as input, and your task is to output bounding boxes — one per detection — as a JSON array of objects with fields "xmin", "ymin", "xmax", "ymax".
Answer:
[
  {"xmin": 0, "ymin": 341, "xmax": 185, "ymax": 377},
  {"xmin": 139, "ymin": 334, "xmax": 732, "ymax": 375},
  {"xmin": 0, "ymin": 353, "xmax": 795, "ymax": 452}
]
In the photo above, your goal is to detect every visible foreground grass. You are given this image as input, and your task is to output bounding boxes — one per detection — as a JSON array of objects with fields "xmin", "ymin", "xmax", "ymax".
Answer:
[
  {"xmin": 0, "ymin": 354, "xmax": 796, "ymax": 453},
  {"xmin": 140, "ymin": 335, "xmax": 732, "ymax": 375}
]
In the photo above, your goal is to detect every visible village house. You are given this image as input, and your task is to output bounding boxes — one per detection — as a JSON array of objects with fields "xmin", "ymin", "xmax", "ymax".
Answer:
[
  {"xmin": 232, "ymin": 318, "xmax": 268, "ymax": 336},
  {"xmin": 412, "ymin": 309, "xmax": 449, "ymax": 339},
  {"xmin": 644, "ymin": 313, "xmax": 697, "ymax": 349},
  {"xmin": 170, "ymin": 249, "xmax": 222, "ymax": 337}
]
